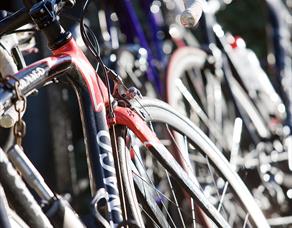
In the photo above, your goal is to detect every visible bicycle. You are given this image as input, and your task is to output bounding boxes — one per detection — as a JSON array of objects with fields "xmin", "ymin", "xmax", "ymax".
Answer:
[
  {"xmin": 259, "ymin": 0, "xmax": 292, "ymax": 224},
  {"xmin": 90, "ymin": 0, "xmax": 200, "ymax": 97},
  {"xmin": 0, "ymin": 0, "xmax": 269, "ymax": 226},
  {"xmin": 164, "ymin": 0, "xmax": 292, "ymax": 222}
]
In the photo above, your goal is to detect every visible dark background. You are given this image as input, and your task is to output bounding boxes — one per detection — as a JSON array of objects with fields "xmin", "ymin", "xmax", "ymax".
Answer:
[{"xmin": 217, "ymin": 0, "xmax": 268, "ymax": 61}]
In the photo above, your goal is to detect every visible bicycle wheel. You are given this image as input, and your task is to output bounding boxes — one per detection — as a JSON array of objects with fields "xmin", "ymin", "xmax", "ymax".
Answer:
[
  {"xmin": 112, "ymin": 97, "xmax": 269, "ymax": 227},
  {"xmin": 165, "ymin": 47, "xmax": 278, "ymax": 155},
  {"xmin": 165, "ymin": 47, "xmax": 235, "ymax": 152},
  {"xmin": 0, "ymin": 148, "xmax": 52, "ymax": 228}
]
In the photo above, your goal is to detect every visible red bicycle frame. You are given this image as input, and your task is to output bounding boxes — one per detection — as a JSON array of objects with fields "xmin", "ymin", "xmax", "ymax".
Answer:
[{"xmin": 0, "ymin": 0, "xmax": 229, "ymax": 225}]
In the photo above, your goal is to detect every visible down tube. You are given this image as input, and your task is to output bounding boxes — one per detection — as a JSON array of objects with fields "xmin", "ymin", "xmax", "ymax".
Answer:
[{"xmin": 73, "ymin": 84, "xmax": 123, "ymax": 226}]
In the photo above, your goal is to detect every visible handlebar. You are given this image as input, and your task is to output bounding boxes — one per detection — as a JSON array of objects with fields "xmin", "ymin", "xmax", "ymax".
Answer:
[
  {"xmin": 0, "ymin": 9, "xmax": 31, "ymax": 37},
  {"xmin": 0, "ymin": 0, "xmax": 75, "ymax": 37},
  {"xmin": 180, "ymin": 0, "xmax": 206, "ymax": 27}
]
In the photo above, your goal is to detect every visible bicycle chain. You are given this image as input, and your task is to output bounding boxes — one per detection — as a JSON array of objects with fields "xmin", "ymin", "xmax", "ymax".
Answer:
[
  {"xmin": 13, "ymin": 79, "xmax": 27, "ymax": 146},
  {"xmin": 1, "ymin": 75, "xmax": 27, "ymax": 146}
]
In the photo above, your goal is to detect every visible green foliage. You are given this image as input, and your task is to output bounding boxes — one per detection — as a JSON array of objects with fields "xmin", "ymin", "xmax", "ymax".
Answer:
[{"xmin": 217, "ymin": 0, "xmax": 268, "ymax": 60}]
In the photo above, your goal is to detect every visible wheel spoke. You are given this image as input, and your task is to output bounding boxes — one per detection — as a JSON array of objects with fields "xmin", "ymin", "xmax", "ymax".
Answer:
[
  {"xmin": 205, "ymin": 156, "xmax": 228, "ymax": 219},
  {"xmin": 115, "ymin": 98, "xmax": 268, "ymax": 227},
  {"xmin": 218, "ymin": 182, "xmax": 229, "ymax": 213},
  {"xmin": 165, "ymin": 170, "xmax": 186, "ymax": 228},
  {"xmin": 131, "ymin": 146, "xmax": 182, "ymax": 227}
]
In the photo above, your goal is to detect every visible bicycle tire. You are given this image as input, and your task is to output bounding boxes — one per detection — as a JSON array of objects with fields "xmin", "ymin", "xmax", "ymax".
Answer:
[
  {"xmin": 0, "ymin": 185, "xmax": 30, "ymax": 228},
  {"xmin": 165, "ymin": 47, "xmax": 275, "ymax": 149},
  {"xmin": 113, "ymin": 97, "xmax": 269, "ymax": 227},
  {"xmin": 0, "ymin": 148, "xmax": 52, "ymax": 228},
  {"xmin": 166, "ymin": 47, "xmax": 234, "ymax": 151}
]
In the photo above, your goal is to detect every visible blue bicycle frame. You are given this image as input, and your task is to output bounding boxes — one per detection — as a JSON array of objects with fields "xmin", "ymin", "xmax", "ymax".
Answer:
[{"xmin": 96, "ymin": 0, "xmax": 172, "ymax": 96}]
